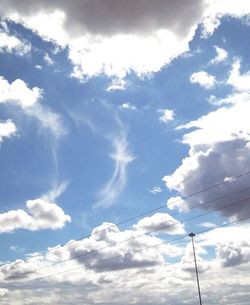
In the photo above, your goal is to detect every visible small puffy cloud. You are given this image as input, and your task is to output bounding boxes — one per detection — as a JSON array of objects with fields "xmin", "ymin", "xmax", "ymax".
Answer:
[
  {"xmin": 0, "ymin": 198, "xmax": 71, "ymax": 233},
  {"xmin": 211, "ymin": 46, "xmax": 228, "ymax": 64},
  {"xmin": 190, "ymin": 71, "xmax": 216, "ymax": 89},
  {"xmin": 26, "ymin": 199, "xmax": 71, "ymax": 230},
  {"xmin": 119, "ymin": 103, "xmax": 137, "ymax": 111},
  {"xmin": 158, "ymin": 108, "xmax": 175, "ymax": 123},
  {"xmin": 150, "ymin": 186, "xmax": 162, "ymax": 194},
  {"xmin": 133, "ymin": 213, "xmax": 185, "ymax": 235},
  {"xmin": 0, "ymin": 76, "xmax": 42, "ymax": 108},
  {"xmin": 167, "ymin": 196, "xmax": 189, "ymax": 212},
  {"xmin": 0, "ymin": 32, "xmax": 31, "ymax": 55},
  {"xmin": 0, "ymin": 119, "xmax": 16, "ymax": 142},
  {"xmin": 106, "ymin": 79, "xmax": 128, "ymax": 92},
  {"xmin": 227, "ymin": 60, "xmax": 250, "ymax": 92}
]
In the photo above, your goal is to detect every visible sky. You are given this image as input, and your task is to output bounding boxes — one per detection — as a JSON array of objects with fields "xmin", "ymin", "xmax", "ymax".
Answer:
[{"xmin": 0, "ymin": 0, "xmax": 250, "ymax": 304}]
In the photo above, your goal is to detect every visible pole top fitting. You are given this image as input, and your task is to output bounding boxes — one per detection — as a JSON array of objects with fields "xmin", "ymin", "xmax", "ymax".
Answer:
[{"xmin": 189, "ymin": 232, "xmax": 195, "ymax": 237}]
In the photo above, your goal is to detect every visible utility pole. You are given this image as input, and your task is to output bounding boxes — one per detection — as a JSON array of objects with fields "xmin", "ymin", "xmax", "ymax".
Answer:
[{"xmin": 189, "ymin": 232, "xmax": 203, "ymax": 305}]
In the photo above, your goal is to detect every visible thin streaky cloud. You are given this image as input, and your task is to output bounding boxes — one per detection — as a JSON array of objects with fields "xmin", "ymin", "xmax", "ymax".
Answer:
[{"xmin": 94, "ymin": 132, "xmax": 135, "ymax": 208}]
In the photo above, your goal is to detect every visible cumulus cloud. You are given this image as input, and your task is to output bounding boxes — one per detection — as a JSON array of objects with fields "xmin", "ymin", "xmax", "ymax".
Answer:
[
  {"xmin": 94, "ymin": 132, "xmax": 135, "ymax": 208},
  {"xmin": 0, "ymin": 31, "xmax": 30, "ymax": 55},
  {"xmin": 198, "ymin": 224, "xmax": 250, "ymax": 268},
  {"xmin": 164, "ymin": 91, "xmax": 250, "ymax": 220},
  {"xmin": 0, "ymin": 222, "xmax": 250, "ymax": 304},
  {"xmin": 133, "ymin": 213, "xmax": 186, "ymax": 235},
  {"xmin": 0, "ymin": 119, "xmax": 16, "ymax": 142},
  {"xmin": 0, "ymin": 198, "xmax": 71, "ymax": 233},
  {"xmin": 211, "ymin": 46, "xmax": 228, "ymax": 64},
  {"xmin": 0, "ymin": 222, "xmax": 182, "ymax": 281},
  {"xmin": 158, "ymin": 108, "xmax": 175, "ymax": 123},
  {"xmin": 190, "ymin": 71, "xmax": 216, "ymax": 89},
  {"xmin": 0, "ymin": 76, "xmax": 42, "ymax": 108}
]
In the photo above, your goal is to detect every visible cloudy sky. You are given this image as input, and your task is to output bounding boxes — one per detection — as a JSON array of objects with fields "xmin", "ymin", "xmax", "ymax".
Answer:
[{"xmin": 0, "ymin": 0, "xmax": 250, "ymax": 304}]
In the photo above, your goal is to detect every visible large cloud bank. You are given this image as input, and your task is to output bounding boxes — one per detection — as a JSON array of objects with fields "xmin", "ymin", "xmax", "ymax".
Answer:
[{"xmin": 1, "ymin": 0, "xmax": 250, "ymax": 79}]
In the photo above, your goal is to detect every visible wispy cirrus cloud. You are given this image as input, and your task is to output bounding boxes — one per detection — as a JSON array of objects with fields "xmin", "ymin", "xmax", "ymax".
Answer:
[{"xmin": 94, "ymin": 132, "xmax": 135, "ymax": 208}]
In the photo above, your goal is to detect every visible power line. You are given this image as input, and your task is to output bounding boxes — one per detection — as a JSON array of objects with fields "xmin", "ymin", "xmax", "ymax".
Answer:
[
  {"xmin": 3, "ymin": 170, "xmax": 250, "ymax": 269},
  {"xmin": 3, "ymin": 193, "xmax": 250, "ymax": 280},
  {"xmin": 26, "ymin": 215, "xmax": 250, "ymax": 283}
]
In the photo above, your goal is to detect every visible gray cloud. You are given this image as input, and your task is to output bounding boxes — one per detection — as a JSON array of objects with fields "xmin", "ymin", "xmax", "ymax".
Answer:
[
  {"xmin": 0, "ymin": 0, "xmax": 206, "ymax": 37},
  {"xmin": 216, "ymin": 240, "xmax": 250, "ymax": 268}
]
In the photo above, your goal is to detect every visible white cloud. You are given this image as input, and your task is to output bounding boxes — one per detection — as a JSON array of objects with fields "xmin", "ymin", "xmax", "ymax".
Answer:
[
  {"xmin": 94, "ymin": 132, "xmax": 135, "ymax": 208},
  {"xmin": 0, "ymin": 76, "xmax": 42, "ymax": 108},
  {"xmin": 211, "ymin": 46, "xmax": 228, "ymax": 64},
  {"xmin": 158, "ymin": 108, "xmax": 175, "ymax": 123},
  {"xmin": 198, "ymin": 222, "xmax": 217, "ymax": 228},
  {"xmin": 25, "ymin": 103, "xmax": 67, "ymax": 138},
  {"xmin": 0, "ymin": 31, "xmax": 30, "ymax": 55},
  {"xmin": 150, "ymin": 186, "xmax": 162, "ymax": 194},
  {"xmin": 106, "ymin": 79, "xmax": 128, "ymax": 92},
  {"xmin": 0, "ymin": 288, "xmax": 9, "ymax": 296},
  {"xmin": 190, "ymin": 71, "xmax": 216, "ymax": 89},
  {"xmin": 167, "ymin": 196, "xmax": 189, "ymax": 212},
  {"xmin": 42, "ymin": 181, "xmax": 69, "ymax": 202},
  {"xmin": 0, "ymin": 198, "xmax": 71, "ymax": 233},
  {"xmin": 119, "ymin": 103, "xmax": 137, "ymax": 111},
  {"xmin": 0, "ymin": 76, "xmax": 66, "ymax": 138},
  {"xmin": 227, "ymin": 60, "xmax": 250, "ymax": 92},
  {"xmin": 203, "ymin": 0, "xmax": 250, "ymax": 37},
  {"xmin": 0, "ymin": 119, "xmax": 16, "ymax": 142},
  {"xmin": 133, "ymin": 213, "xmax": 186, "ymax": 235}
]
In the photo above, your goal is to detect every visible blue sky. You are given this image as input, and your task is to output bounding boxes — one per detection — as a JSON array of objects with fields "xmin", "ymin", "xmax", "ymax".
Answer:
[{"xmin": 0, "ymin": 1, "xmax": 250, "ymax": 304}]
